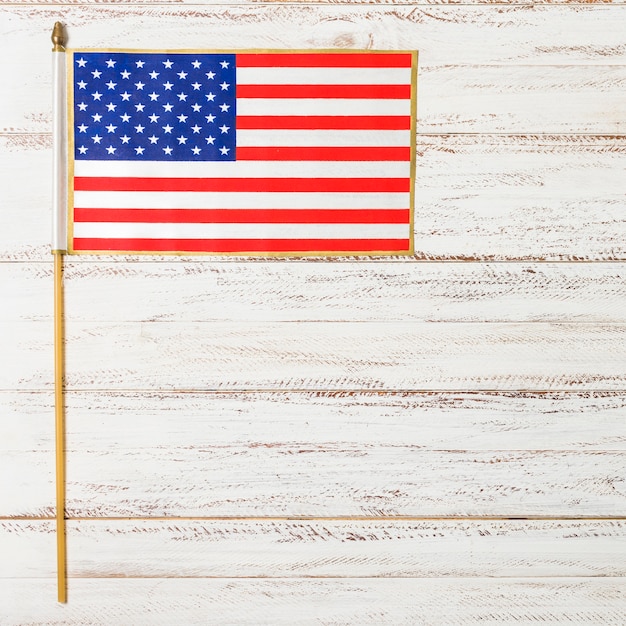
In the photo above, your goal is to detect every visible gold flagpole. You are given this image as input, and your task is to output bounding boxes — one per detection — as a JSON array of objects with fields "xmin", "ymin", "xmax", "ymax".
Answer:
[
  {"xmin": 51, "ymin": 21, "xmax": 68, "ymax": 604},
  {"xmin": 53, "ymin": 252, "xmax": 66, "ymax": 604}
]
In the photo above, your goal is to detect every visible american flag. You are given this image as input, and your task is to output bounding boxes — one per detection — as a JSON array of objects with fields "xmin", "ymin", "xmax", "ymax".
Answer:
[{"xmin": 69, "ymin": 50, "xmax": 416, "ymax": 255}]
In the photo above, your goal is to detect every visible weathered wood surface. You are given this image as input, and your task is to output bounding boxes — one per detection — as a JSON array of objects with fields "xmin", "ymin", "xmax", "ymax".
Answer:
[
  {"xmin": 5, "ymin": 262, "xmax": 626, "ymax": 323},
  {"xmin": 29, "ymin": 450, "xmax": 626, "ymax": 517},
  {"xmin": 3, "ymin": 320, "xmax": 626, "ymax": 391},
  {"xmin": 2, "ymin": 7, "xmax": 626, "ymax": 133},
  {"xmin": 2, "ymin": 519, "xmax": 626, "ymax": 578},
  {"xmin": 4, "ymin": 443, "xmax": 626, "ymax": 517},
  {"xmin": 2, "ymin": 578, "xmax": 625, "ymax": 625},
  {"xmin": 1, "ymin": 0, "xmax": 625, "ymax": 619},
  {"xmin": 2, "ymin": 135, "xmax": 626, "ymax": 261},
  {"xmin": 5, "ymin": 6, "xmax": 626, "ymax": 67},
  {"xmin": 3, "ymin": 390, "xmax": 625, "ymax": 516},
  {"xmin": 4, "ymin": 390, "xmax": 626, "ymax": 452}
]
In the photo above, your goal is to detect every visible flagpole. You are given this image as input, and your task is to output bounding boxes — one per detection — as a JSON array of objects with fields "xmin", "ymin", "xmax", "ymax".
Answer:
[
  {"xmin": 51, "ymin": 21, "xmax": 68, "ymax": 604},
  {"xmin": 53, "ymin": 253, "xmax": 66, "ymax": 604}
]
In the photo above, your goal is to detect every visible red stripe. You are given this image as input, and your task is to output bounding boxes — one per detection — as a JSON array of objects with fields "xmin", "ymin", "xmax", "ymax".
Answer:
[
  {"xmin": 74, "ymin": 177, "xmax": 409, "ymax": 193},
  {"xmin": 236, "ymin": 53, "xmax": 413, "ymax": 68},
  {"xmin": 74, "ymin": 208, "xmax": 410, "ymax": 224},
  {"xmin": 237, "ymin": 116, "xmax": 411, "ymax": 130},
  {"xmin": 72, "ymin": 238, "xmax": 411, "ymax": 253},
  {"xmin": 236, "ymin": 147, "xmax": 410, "ymax": 161},
  {"xmin": 237, "ymin": 84, "xmax": 411, "ymax": 99}
]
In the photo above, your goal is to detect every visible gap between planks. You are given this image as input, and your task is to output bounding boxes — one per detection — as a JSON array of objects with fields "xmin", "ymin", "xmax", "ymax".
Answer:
[
  {"xmin": 6, "ymin": 254, "xmax": 626, "ymax": 265},
  {"xmin": 2, "ymin": 2, "xmax": 626, "ymax": 5},
  {"xmin": 10, "ymin": 388, "xmax": 626, "ymax": 394},
  {"xmin": 20, "ymin": 576, "xmax": 626, "ymax": 581},
  {"xmin": 5, "ymin": 516, "xmax": 626, "ymax": 522}
]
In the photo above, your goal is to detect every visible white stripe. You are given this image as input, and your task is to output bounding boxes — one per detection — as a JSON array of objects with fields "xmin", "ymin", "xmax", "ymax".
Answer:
[
  {"xmin": 237, "ymin": 67, "xmax": 412, "ymax": 86},
  {"xmin": 52, "ymin": 51, "xmax": 67, "ymax": 251},
  {"xmin": 73, "ymin": 222, "xmax": 409, "ymax": 240},
  {"xmin": 73, "ymin": 191, "xmax": 410, "ymax": 210},
  {"xmin": 237, "ymin": 99, "xmax": 410, "ymax": 117},
  {"xmin": 237, "ymin": 130, "xmax": 410, "ymax": 148},
  {"xmin": 74, "ymin": 160, "xmax": 409, "ymax": 179}
]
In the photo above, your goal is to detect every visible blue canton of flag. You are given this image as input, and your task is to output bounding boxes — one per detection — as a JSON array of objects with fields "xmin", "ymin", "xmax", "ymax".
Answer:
[{"xmin": 73, "ymin": 53, "xmax": 236, "ymax": 161}]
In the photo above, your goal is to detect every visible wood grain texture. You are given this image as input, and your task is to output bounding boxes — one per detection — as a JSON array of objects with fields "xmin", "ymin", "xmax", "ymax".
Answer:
[
  {"xmin": 8, "ymin": 6, "xmax": 626, "ymax": 64},
  {"xmin": 52, "ymin": 261, "xmax": 626, "ymax": 320},
  {"xmin": 2, "ymin": 6, "xmax": 626, "ymax": 133},
  {"xmin": 5, "ymin": 321, "xmax": 626, "ymax": 391},
  {"xmin": 2, "ymin": 390, "xmax": 625, "ymax": 516},
  {"xmin": 5, "ymin": 262, "xmax": 626, "ymax": 323},
  {"xmin": 56, "ymin": 448, "xmax": 626, "ymax": 517},
  {"xmin": 4, "ymin": 447, "xmax": 626, "ymax": 517},
  {"xmin": 2, "ymin": 519, "xmax": 626, "ymax": 578},
  {"xmin": 2, "ymin": 134, "xmax": 626, "ymax": 261},
  {"xmin": 415, "ymin": 134, "xmax": 626, "ymax": 260},
  {"xmin": 2, "ymin": 578, "xmax": 626, "ymax": 625},
  {"xmin": 2, "ymin": 0, "xmax": 626, "ymax": 617},
  {"xmin": 1, "ymin": 314, "xmax": 626, "ymax": 394},
  {"xmin": 4, "ymin": 390, "xmax": 626, "ymax": 452}
]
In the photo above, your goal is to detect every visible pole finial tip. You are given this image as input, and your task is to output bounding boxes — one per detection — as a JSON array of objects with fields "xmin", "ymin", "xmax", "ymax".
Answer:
[{"xmin": 51, "ymin": 22, "xmax": 66, "ymax": 52}]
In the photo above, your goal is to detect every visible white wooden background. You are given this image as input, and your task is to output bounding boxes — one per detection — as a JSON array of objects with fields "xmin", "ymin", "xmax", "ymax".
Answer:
[{"xmin": 1, "ymin": 0, "xmax": 626, "ymax": 623}]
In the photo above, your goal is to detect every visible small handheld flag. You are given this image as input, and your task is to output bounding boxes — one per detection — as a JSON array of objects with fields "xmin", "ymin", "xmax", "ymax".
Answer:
[
  {"xmin": 51, "ymin": 23, "xmax": 417, "ymax": 603},
  {"xmin": 67, "ymin": 49, "xmax": 417, "ymax": 256}
]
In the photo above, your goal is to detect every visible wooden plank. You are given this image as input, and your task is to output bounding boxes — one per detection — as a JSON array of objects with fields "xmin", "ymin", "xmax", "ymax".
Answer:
[
  {"xmin": 3, "ymin": 390, "xmax": 625, "ymax": 516},
  {"xmin": 55, "ymin": 260, "xmax": 626, "ymax": 318},
  {"xmin": 2, "ymin": 519, "xmax": 626, "ymax": 578},
  {"xmin": 4, "ymin": 446, "xmax": 626, "ymax": 517},
  {"xmin": 53, "ymin": 390, "xmax": 626, "ymax": 452},
  {"xmin": 4, "ymin": 390, "xmax": 626, "ymax": 453},
  {"xmin": 2, "ymin": 7, "xmax": 626, "ymax": 133},
  {"xmin": 6, "ymin": 318, "xmax": 626, "ymax": 391},
  {"xmin": 4, "ymin": 261, "xmax": 626, "ymax": 323},
  {"xmin": 4, "ymin": 320, "xmax": 625, "ymax": 391},
  {"xmin": 1, "ymin": 134, "xmax": 625, "ymax": 261},
  {"xmin": 0, "ymin": 321, "xmax": 626, "ymax": 391},
  {"xmin": 59, "ymin": 448, "xmax": 626, "ymax": 517},
  {"xmin": 2, "ymin": 577, "xmax": 625, "ymax": 624},
  {"xmin": 6, "ymin": 5, "xmax": 626, "ymax": 67}
]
